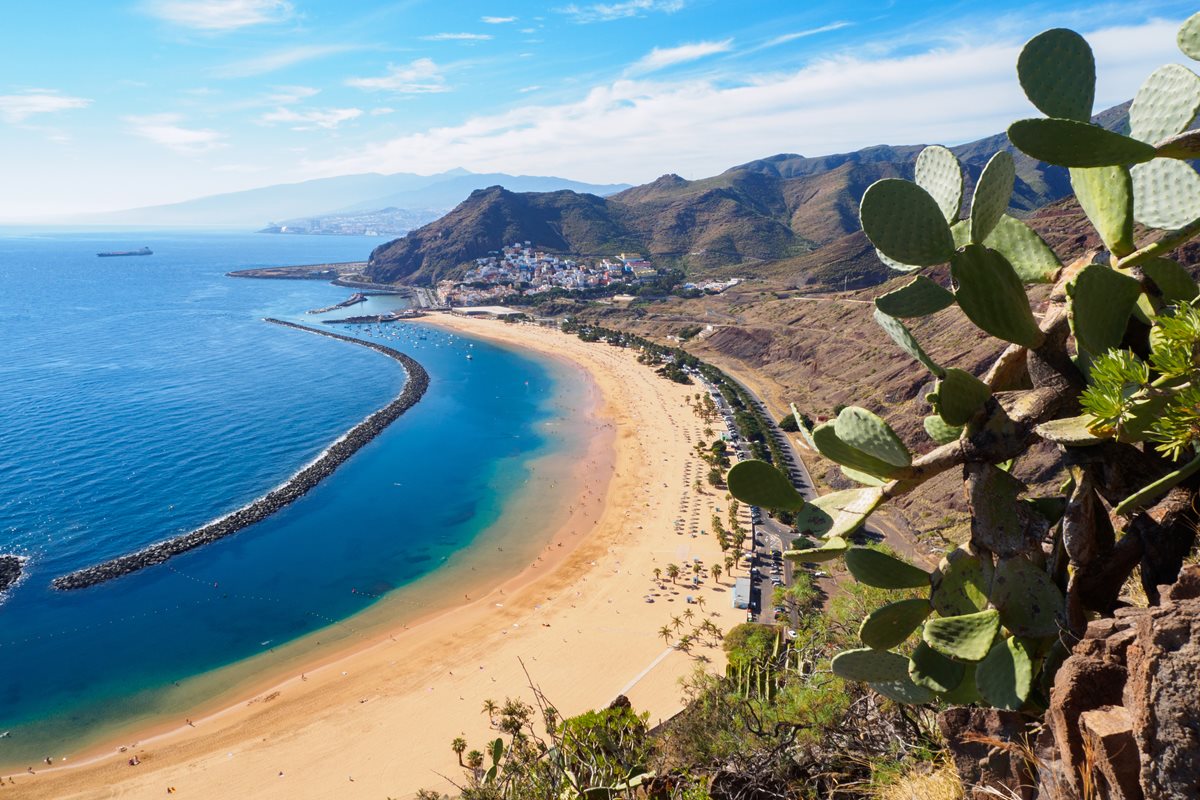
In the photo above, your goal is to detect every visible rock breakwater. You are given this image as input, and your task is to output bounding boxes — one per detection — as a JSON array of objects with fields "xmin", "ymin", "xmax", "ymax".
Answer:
[
  {"xmin": 0, "ymin": 555, "xmax": 22, "ymax": 593},
  {"xmin": 51, "ymin": 319, "xmax": 430, "ymax": 592}
]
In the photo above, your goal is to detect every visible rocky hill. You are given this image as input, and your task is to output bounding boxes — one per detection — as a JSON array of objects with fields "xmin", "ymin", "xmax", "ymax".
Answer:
[{"xmin": 364, "ymin": 104, "xmax": 1132, "ymax": 286}]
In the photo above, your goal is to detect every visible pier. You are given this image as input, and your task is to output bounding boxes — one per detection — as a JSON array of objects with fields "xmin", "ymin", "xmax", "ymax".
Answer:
[{"xmin": 51, "ymin": 320, "xmax": 430, "ymax": 592}]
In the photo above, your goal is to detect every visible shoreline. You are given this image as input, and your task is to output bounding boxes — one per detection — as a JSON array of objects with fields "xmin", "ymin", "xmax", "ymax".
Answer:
[
  {"xmin": 8, "ymin": 315, "xmax": 746, "ymax": 799},
  {"xmin": 51, "ymin": 320, "xmax": 429, "ymax": 591}
]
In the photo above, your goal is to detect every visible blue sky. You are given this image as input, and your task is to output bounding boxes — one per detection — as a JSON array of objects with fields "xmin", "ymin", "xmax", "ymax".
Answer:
[{"xmin": 0, "ymin": 0, "xmax": 1195, "ymax": 219}]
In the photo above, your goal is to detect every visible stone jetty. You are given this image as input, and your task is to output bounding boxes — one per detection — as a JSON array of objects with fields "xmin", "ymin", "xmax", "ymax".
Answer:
[
  {"xmin": 0, "ymin": 555, "xmax": 22, "ymax": 593},
  {"xmin": 51, "ymin": 320, "xmax": 430, "ymax": 592},
  {"xmin": 307, "ymin": 292, "xmax": 368, "ymax": 314}
]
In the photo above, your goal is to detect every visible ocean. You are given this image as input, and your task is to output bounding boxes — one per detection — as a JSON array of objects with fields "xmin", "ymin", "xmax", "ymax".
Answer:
[{"xmin": 0, "ymin": 229, "xmax": 588, "ymax": 764}]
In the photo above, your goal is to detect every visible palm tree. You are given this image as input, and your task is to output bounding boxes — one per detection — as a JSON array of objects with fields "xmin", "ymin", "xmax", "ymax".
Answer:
[
  {"xmin": 725, "ymin": 555, "xmax": 735, "ymax": 575},
  {"xmin": 451, "ymin": 737, "xmax": 467, "ymax": 766},
  {"xmin": 666, "ymin": 563, "xmax": 680, "ymax": 584},
  {"xmin": 683, "ymin": 608, "xmax": 695, "ymax": 622},
  {"xmin": 481, "ymin": 698, "xmax": 498, "ymax": 723},
  {"xmin": 671, "ymin": 614, "xmax": 684, "ymax": 631},
  {"xmin": 466, "ymin": 750, "xmax": 484, "ymax": 773},
  {"xmin": 658, "ymin": 624, "xmax": 673, "ymax": 645},
  {"xmin": 653, "ymin": 567, "xmax": 662, "ymax": 582},
  {"xmin": 711, "ymin": 563, "xmax": 722, "ymax": 583},
  {"xmin": 696, "ymin": 595, "xmax": 707, "ymax": 611}
]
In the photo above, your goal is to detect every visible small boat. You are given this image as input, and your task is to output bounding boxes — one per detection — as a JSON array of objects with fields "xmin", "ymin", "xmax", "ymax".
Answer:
[
  {"xmin": 97, "ymin": 247, "xmax": 153, "ymax": 257},
  {"xmin": 466, "ymin": 354, "xmax": 473, "ymax": 360}
]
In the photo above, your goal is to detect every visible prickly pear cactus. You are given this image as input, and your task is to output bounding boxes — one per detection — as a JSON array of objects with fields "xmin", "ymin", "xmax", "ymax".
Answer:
[{"xmin": 726, "ymin": 19, "xmax": 1200, "ymax": 713}]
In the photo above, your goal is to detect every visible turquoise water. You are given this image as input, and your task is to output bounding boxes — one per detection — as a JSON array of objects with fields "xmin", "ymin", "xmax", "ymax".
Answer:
[{"xmin": 0, "ymin": 229, "xmax": 580, "ymax": 763}]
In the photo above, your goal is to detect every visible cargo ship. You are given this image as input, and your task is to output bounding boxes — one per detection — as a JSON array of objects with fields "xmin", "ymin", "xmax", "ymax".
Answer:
[{"xmin": 97, "ymin": 247, "xmax": 153, "ymax": 257}]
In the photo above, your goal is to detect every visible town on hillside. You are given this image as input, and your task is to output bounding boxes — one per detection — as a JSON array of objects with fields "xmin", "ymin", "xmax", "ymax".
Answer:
[{"xmin": 436, "ymin": 242, "xmax": 740, "ymax": 306}]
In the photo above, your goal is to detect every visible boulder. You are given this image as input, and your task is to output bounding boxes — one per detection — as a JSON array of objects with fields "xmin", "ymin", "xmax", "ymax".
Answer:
[{"xmin": 0, "ymin": 554, "xmax": 21, "ymax": 593}]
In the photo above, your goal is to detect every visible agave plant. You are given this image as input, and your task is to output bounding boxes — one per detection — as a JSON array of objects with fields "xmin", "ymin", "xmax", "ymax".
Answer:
[{"xmin": 727, "ymin": 16, "xmax": 1200, "ymax": 711}]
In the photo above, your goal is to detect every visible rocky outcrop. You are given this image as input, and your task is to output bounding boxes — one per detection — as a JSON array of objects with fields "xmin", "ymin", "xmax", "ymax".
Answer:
[
  {"xmin": 1040, "ymin": 565, "xmax": 1200, "ymax": 800},
  {"xmin": 0, "ymin": 555, "xmax": 22, "ymax": 593},
  {"xmin": 51, "ymin": 320, "xmax": 429, "ymax": 591}
]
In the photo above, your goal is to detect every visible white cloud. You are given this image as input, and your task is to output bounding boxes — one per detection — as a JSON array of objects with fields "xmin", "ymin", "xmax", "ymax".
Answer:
[
  {"xmin": 260, "ymin": 107, "xmax": 363, "ymax": 130},
  {"xmin": 346, "ymin": 59, "xmax": 449, "ymax": 94},
  {"xmin": 370, "ymin": 107, "xmax": 396, "ymax": 116},
  {"xmin": 482, "ymin": 16, "xmax": 516, "ymax": 24},
  {"xmin": 126, "ymin": 114, "xmax": 226, "ymax": 154},
  {"xmin": 266, "ymin": 85, "xmax": 319, "ymax": 104},
  {"xmin": 421, "ymin": 32, "xmax": 493, "ymax": 41},
  {"xmin": 761, "ymin": 22, "xmax": 853, "ymax": 49},
  {"xmin": 627, "ymin": 39, "xmax": 732, "ymax": 75},
  {"xmin": 143, "ymin": 0, "xmax": 293, "ymax": 31},
  {"xmin": 213, "ymin": 45, "xmax": 357, "ymax": 78},
  {"xmin": 519, "ymin": 85, "xmax": 543, "ymax": 93},
  {"xmin": 305, "ymin": 20, "xmax": 1179, "ymax": 186},
  {"xmin": 0, "ymin": 91, "xmax": 90, "ymax": 124},
  {"xmin": 558, "ymin": 0, "xmax": 685, "ymax": 24}
]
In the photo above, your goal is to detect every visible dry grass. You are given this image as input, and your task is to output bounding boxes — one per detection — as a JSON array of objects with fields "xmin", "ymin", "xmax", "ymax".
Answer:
[{"xmin": 877, "ymin": 760, "xmax": 964, "ymax": 800}]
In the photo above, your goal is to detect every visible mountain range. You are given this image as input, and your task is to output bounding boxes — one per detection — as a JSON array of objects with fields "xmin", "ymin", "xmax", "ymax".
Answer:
[
  {"xmin": 80, "ymin": 169, "xmax": 631, "ymax": 228},
  {"xmin": 364, "ymin": 103, "xmax": 1132, "ymax": 287}
]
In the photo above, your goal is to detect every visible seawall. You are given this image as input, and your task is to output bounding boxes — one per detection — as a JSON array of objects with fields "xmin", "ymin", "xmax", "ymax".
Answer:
[{"xmin": 51, "ymin": 320, "xmax": 430, "ymax": 592}]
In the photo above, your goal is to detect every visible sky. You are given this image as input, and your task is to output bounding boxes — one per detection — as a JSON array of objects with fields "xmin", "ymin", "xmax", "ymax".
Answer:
[{"xmin": 0, "ymin": 0, "xmax": 1196, "ymax": 219}]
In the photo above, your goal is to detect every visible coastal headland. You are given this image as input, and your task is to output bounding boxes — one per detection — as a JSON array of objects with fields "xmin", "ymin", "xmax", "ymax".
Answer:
[
  {"xmin": 50, "ymin": 320, "xmax": 429, "ymax": 592},
  {"xmin": 8, "ymin": 314, "xmax": 749, "ymax": 799}
]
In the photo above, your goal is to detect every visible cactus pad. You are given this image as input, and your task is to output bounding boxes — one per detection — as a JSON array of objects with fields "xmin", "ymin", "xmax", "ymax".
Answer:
[
  {"xmin": 844, "ymin": 547, "xmax": 931, "ymax": 589},
  {"xmin": 834, "ymin": 407, "xmax": 911, "ymax": 470},
  {"xmin": 812, "ymin": 421, "xmax": 907, "ymax": 479},
  {"xmin": 951, "ymin": 245, "xmax": 1045, "ymax": 348},
  {"xmin": 931, "ymin": 545, "xmax": 993, "ymax": 617},
  {"xmin": 1070, "ymin": 166, "xmax": 1135, "ymax": 256},
  {"xmin": 859, "ymin": 598, "xmax": 932, "ymax": 650},
  {"xmin": 726, "ymin": 460, "xmax": 806, "ymax": 511},
  {"xmin": 1142, "ymin": 257, "xmax": 1199, "ymax": 303},
  {"xmin": 969, "ymin": 151, "xmax": 1015, "ymax": 244},
  {"xmin": 1131, "ymin": 157, "xmax": 1200, "ymax": 231},
  {"xmin": 831, "ymin": 647, "xmax": 910, "ymax": 683},
  {"xmin": 1008, "ymin": 118, "xmax": 1157, "ymax": 168},
  {"xmin": 922, "ymin": 609, "xmax": 1000, "ymax": 662},
  {"xmin": 874, "ymin": 275, "xmax": 955, "ymax": 318},
  {"xmin": 793, "ymin": 486, "xmax": 885, "ymax": 540},
  {"xmin": 874, "ymin": 248, "xmax": 921, "ymax": 273},
  {"xmin": 784, "ymin": 536, "xmax": 849, "ymax": 563},
  {"xmin": 981, "ymin": 215, "xmax": 1061, "ymax": 283},
  {"xmin": 869, "ymin": 677, "xmax": 935, "ymax": 705},
  {"xmin": 1017, "ymin": 28, "xmax": 1095, "ymax": 121},
  {"xmin": 1035, "ymin": 415, "xmax": 1103, "ymax": 446},
  {"xmin": 923, "ymin": 414, "xmax": 962, "ymax": 445},
  {"xmin": 976, "ymin": 637, "xmax": 1035, "ymax": 711},
  {"xmin": 1067, "ymin": 263, "xmax": 1142, "ymax": 357},
  {"xmin": 915, "ymin": 145, "xmax": 964, "ymax": 223},
  {"xmin": 860, "ymin": 179, "xmax": 956, "ymax": 267},
  {"xmin": 928, "ymin": 367, "xmax": 991, "ymax": 427},
  {"xmin": 1131, "ymin": 64, "xmax": 1200, "ymax": 144},
  {"xmin": 992, "ymin": 555, "xmax": 1065, "ymax": 637},
  {"xmin": 1180, "ymin": 11, "xmax": 1200, "ymax": 61},
  {"xmin": 941, "ymin": 663, "xmax": 983, "ymax": 705},
  {"xmin": 908, "ymin": 640, "xmax": 966, "ymax": 693},
  {"xmin": 873, "ymin": 308, "xmax": 944, "ymax": 377},
  {"xmin": 967, "ymin": 463, "xmax": 1049, "ymax": 558}
]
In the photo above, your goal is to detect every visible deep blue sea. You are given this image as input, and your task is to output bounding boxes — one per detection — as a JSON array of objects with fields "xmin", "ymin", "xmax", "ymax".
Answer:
[{"xmin": 0, "ymin": 229, "xmax": 582, "ymax": 764}]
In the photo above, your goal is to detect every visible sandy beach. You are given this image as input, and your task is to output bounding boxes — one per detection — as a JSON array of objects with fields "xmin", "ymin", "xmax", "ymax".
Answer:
[{"xmin": 5, "ymin": 313, "xmax": 750, "ymax": 800}]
